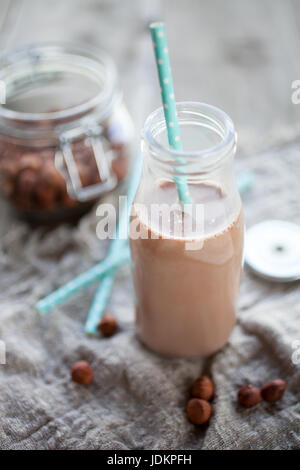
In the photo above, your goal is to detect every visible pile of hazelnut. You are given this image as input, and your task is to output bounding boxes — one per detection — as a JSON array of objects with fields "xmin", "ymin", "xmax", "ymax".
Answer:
[
  {"xmin": 70, "ymin": 318, "xmax": 287, "ymax": 425},
  {"xmin": 186, "ymin": 376, "xmax": 214, "ymax": 425},
  {"xmin": 0, "ymin": 137, "xmax": 128, "ymax": 214},
  {"xmin": 186, "ymin": 376, "xmax": 286, "ymax": 426},
  {"xmin": 237, "ymin": 379, "xmax": 286, "ymax": 407},
  {"xmin": 71, "ymin": 313, "xmax": 118, "ymax": 386}
]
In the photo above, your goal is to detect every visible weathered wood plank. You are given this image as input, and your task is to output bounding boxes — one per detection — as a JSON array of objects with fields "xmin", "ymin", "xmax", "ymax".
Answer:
[
  {"xmin": 165, "ymin": 0, "xmax": 300, "ymax": 154},
  {"xmin": 0, "ymin": 0, "xmax": 300, "ymax": 236}
]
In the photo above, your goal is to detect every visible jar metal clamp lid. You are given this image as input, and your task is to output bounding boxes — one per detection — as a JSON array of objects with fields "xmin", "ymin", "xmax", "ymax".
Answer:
[{"xmin": 57, "ymin": 123, "xmax": 117, "ymax": 201}]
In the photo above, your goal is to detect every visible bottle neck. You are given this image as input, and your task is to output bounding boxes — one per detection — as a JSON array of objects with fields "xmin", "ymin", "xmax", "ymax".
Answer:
[{"xmin": 142, "ymin": 102, "xmax": 236, "ymax": 182}]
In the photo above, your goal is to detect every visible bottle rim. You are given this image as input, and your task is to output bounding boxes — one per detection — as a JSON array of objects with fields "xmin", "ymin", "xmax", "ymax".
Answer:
[{"xmin": 143, "ymin": 102, "xmax": 236, "ymax": 174}]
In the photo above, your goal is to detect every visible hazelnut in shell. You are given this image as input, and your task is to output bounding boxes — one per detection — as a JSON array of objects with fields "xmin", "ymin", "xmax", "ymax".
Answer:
[
  {"xmin": 238, "ymin": 384, "xmax": 262, "ymax": 408},
  {"xmin": 191, "ymin": 376, "xmax": 214, "ymax": 401},
  {"xmin": 19, "ymin": 153, "xmax": 42, "ymax": 172},
  {"xmin": 17, "ymin": 168, "xmax": 38, "ymax": 197},
  {"xmin": 98, "ymin": 313, "xmax": 118, "ymax": 337},
  {"xmin": 186, "ymin": 398, "xmax": 212, "ymax": 425},
  {"xmin": 71, "ymin": 360, "xmax": 94, "ymax": 386},
  {"xmin": 261, "ymin": 379, "xmax": 286, "ymax": 403}
]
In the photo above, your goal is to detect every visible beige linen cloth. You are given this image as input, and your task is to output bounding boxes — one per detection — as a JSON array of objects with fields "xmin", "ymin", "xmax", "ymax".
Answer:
[{"xmin": 0, "ymin": 141, "xmax": 299, "ymax": 450}]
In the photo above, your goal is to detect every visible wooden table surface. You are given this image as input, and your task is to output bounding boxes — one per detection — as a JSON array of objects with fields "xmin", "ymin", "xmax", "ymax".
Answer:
[{"xmin": 1, "ymin": 0, "xmax": 300, "ymax": 231}]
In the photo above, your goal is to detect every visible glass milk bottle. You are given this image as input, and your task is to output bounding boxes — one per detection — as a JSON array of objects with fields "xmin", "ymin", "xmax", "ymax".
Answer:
[{"xmin": 130, "ymin": 102, "xmax": 244, "ymax": 358}]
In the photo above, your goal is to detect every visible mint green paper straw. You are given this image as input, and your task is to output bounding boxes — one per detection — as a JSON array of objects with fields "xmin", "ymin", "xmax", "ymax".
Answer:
[
  {"xmin": 84, "ymin": 273, "xmax": 116, "ymax": 335},
  {"xmin": 237, "ymin": 171, "xmax": 255, "ymax": 194},
  {"xmin": 150, "ymin": 22, "xmax": 190, "ymax": 204},
  {"xmin": 36, "ymin": 154, "xmax": 143, "ymax": 317},
  {"xmin": 36, "ymin": 247, "xmax": 130, "ymax": 314},
  {"xmin": 84, "ymin": 154, "xmax": 143, "ymax": 334}
]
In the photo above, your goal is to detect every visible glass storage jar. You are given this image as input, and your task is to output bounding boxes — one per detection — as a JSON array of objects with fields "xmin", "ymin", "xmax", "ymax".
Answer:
[{"xmin": 0, "ymin": 43, "xmax": 134, "ymax": 222}]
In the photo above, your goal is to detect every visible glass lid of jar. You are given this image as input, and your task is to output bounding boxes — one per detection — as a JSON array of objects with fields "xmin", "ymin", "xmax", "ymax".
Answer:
[{"xmin": 0, "ymin": 42, "xmax": 119, "ymax": 133}]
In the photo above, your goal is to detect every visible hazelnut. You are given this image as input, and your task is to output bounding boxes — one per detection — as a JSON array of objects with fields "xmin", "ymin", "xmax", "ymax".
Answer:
[
  {"xmin": 19, "ymin": 153, "xmax": 42, "ymax": 172},
  {"xmin": 238, "ymin": 384, "xmax": 262, "ymax": 408},
  {"xmin": 1, "ymin": 179, "xmax": 14, "ymax": 196},
  {"xmin": 34, "ymin": 163, "xmax": 65, "ymax": 209},
  {"xmin": 17, "ymin": 168, "xmax": 38, "ymax": 197},
  {"xmin": 13, "ymin": 196, "xmax": 31, "ymax": 210},
  {"xmin": 88, "ymin": 160, "xmax": 101, "ymax": 185},
  {"xmin": 71, "ymin": 360, "xmax": 94, "ymax": 385},
  {"xmin": 61, "ymin": 192, "xmax": 77, "ymax": 208},
  {"xmin": 73, "ymin": 146, "xmax": 92, "ymax": 167},
  {"xmin": 191, "ymin": 376, "xmax": 214, "ymax": 401},
  {"xmin": 0, "ymin": 159, "xmax": 18, "ymax": 178},
  {"xmin": 40, "ymin": 161, "xmax": 66, "ymax": 193},
  {"xmin": 98, "ymin": 313, "xmax": 118, "ymax": 337},
  {"xmin": 261, "ymin": 379, "xmax": 286, "ymax": 403},
  {"xmin": 78, "ymin": 164, "xmax": 93, "ymax": 187},
  {"xmin": 34, "ymin": 183, "xmax": 57, "ymax": 210},
  {"xmin": 186, "ymin": 398, "xmax": 212, "ymax": 425}
]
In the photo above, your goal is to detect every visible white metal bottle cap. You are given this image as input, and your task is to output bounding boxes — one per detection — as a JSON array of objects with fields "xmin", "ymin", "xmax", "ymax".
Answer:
[{"xmin": 245, "ymin": 220, "xmax": 300, "ymax": 282}]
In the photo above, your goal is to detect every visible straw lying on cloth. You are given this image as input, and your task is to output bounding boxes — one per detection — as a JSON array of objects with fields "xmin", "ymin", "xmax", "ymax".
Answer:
[
  {"xmin": 35, "ymin": 247, "xmax": 131, "ymax": 314},
  {"xmin": 84, "ymin": 153, "xmax": 143, "ymax": 334},
  {"xmin": 36, "ymin": 153, "xmax": 143, "ymax": 322}
]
